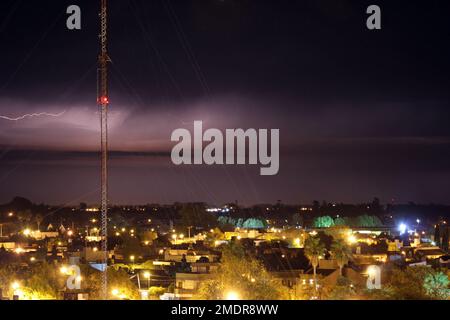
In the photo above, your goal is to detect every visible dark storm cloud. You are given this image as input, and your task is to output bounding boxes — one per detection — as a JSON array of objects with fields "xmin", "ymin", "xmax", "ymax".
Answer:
[{"xmin": 1, "ymin": 0, "xmax": 450, "ymax": 204}]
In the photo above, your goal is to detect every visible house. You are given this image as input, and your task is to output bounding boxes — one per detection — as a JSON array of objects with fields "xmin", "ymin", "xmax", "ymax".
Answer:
[
  {"xmin": 321, "ymin": 267, "xmax": 366, "ymax": 287},
  {"xmin": 164, "ymin": 244, "xmax": 219, "ymax": 263},
  {"xmin": 270, "ymin": 270, "xmax": 303, "ymax": 297},
  {"xmin": 414, "ymin": 246, "xmax": 446, "ymax": 261},
  {"xmin": 174, "ymin": 272, "xmax": 214, "ymax": 299}
]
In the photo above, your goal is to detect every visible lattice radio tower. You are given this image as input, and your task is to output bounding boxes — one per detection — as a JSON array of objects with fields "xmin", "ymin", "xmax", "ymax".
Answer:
[{"xmin": 98, "ymin": 0, "xmax": 110, "ymax": 300}]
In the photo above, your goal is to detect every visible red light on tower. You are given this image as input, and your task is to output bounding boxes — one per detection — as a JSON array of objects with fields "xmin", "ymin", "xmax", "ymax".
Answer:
[{"xmin": 99, "ymin": 96, "xmax": 109, "ymax": 104}]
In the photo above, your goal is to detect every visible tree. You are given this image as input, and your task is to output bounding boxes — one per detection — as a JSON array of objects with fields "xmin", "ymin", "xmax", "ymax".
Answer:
[
  {"xmin": 312, "ymin": 200, "xmax": 320, "ymax": 215},
  {"xmin": 17, "ymin": 210, "xmax": 32, "ymax": 228},
  {"xmin": 366, "ymin": 266, "xmax": 450, "ymax": 300},
  {"xmin": 334, "ymin": 217, "xmax": 347, "ymax": 226},
  {"xmin": 242, "ymin": 218, "xmax": 267, "ymax": 229},
  {"xmin": 0, "ymin": 262, "xmax": 64, "ymax": 300},
  {"xmin": 196, "ymin": 243, "xmax": 288, "ymax": 300},
  {"xmin": 23, "ymin": 263, "xmax": 63, "ymax": 299},
  {"xmin": 442, "ymin": 227, "xmax": 449, "ymax": 252},
  {"xmin": 356, "ymin": 214, "xmax": 382, "ymax": 228},
  {"xmin": 81, "ymin": 266, "xmax": 139, "ymax": 300},
  {"xmin": 304, "ymin": 236, "xmax": 325, "ymax": 290},
  {"xmin": 371, "ymin": 197, "xmax": 381, "ymax": 213},
  {"xmin": 205, "ymin": 228, "xmax": 225, "ymax": 246},
  {"xmin": 331, "ymin": 239, "xmax": 353, "ymax": 276},
  {"xmin": 324, "ymin": 276, "xmax": 357, "ymax": 300},
  {"xmin": 313, "ymin": 216, "xmax": 335, "ymax": 228},
  {"xmin": 434, "ymin": 224, "xmax": 441, "ymax": 247},
  {"xmin": 291, "ymin": 212, "xmax": 303, "ymax": 226},
  {"xmin": 120, "ymin": 235, "xmax": 146, "ymax": 263},
  {"xmin": 35, "ymin": 214, "xmax": 44, "ymax": 231},
  {"xmin": 179, "ymin": 204, "xmax": 216, "ymax": 229},
  {"xmin": 424, "ymin": 271, "xmax": 450, "ymax": 299}
]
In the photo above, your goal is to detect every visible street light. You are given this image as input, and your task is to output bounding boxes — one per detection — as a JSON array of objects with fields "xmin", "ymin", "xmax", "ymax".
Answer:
[
  {"xmin": 112, "ymin": 288, "xmax": 126, "ymax": 299},
  {"xmin": 347, "ymin": 234, "xmax": 357, "ymax": 244},
  {"xmin": 225, "ymin": 290, "xmax": 240, "ymax": 300},
  {"xmin": 11, "ymin": 281, "xmax": 23, "ymax": 299},
  {"xmin": 11, "ymin": 281, "xmax": 20, "ymax": 291},
  {"xmin": 60, "ymin": 266, "xmax": 69, "ymax": 275}
]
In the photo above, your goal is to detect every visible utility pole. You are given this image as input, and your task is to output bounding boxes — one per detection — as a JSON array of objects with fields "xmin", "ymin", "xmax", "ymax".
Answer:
[
  {"xmin": 187, "ymin": 226, "xmax": 193, "ymax": 242},
  {"xmin": 98, "ymin": 0, "xmax": 110, "ymax": 300}
]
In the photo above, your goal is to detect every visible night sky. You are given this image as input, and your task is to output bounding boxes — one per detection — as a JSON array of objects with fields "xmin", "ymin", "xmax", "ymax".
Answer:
[{"xmin": 1, "ymin": 0, "xmax": 450, "ymax": 205}]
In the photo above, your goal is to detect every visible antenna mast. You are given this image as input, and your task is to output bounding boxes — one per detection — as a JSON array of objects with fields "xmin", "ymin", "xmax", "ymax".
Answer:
[{"xmin": 98, "ymin": 0, "xmax": 110, "ymax": 300}]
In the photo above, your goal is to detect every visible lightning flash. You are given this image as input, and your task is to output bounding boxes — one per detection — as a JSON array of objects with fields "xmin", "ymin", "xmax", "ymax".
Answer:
[{"xmin": 0, "ymin": 110, "xmax": 66, "ymax": 121}]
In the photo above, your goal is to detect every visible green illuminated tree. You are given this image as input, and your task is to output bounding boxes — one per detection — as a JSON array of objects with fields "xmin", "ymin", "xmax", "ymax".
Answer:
[
  {"xmin": 424, "ymin": 271, "xmax": 450, "ymax": 299},
  {"xmin": 313, "ymin": 216, "xmax": 335, "ymax": 228},
  {"xmin": 242, "ymin": 218, "xmax": 267, "ymax": 229}
]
